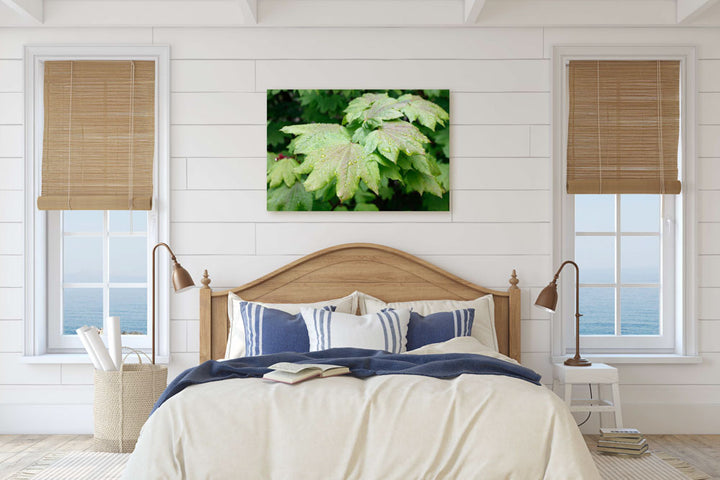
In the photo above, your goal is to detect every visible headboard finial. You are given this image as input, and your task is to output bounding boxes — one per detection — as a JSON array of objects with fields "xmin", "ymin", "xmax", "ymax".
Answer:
[
  {"xmin": 509, "ymin": 269, "xmax": 519, "ymax": 289},
  {"xmin": 201, "ymin": 269, "xmax": 211, "ymax": 289}
]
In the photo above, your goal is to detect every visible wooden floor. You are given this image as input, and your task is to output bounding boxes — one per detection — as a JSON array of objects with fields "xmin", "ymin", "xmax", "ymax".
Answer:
[
  {"xmin": 0, "ymin": 434, "xmax": 94, "ymax": 480},
  {"xmin": 0, "ymin": 434, "xmax": 718, "ymax": 479},
  {"xmin": 585, "ymin": 435, "xmax": 720, "ymax": 479}
]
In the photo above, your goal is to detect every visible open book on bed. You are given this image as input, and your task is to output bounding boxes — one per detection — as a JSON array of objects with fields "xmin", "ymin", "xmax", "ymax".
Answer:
[{"xmin": 263, "ymin": 362, "xmax": 350, "ymax": 385}]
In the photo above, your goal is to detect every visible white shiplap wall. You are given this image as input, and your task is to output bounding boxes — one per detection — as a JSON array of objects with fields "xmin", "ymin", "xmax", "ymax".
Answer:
[{"xmin": 0, "ymin": 26, "xmax": 718, "ymax": 433}]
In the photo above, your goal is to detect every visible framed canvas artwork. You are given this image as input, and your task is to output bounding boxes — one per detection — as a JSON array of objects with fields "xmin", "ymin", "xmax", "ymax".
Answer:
[{"xmin": 267, "ymin": 90, "xmax": 450, "ymax": 211}]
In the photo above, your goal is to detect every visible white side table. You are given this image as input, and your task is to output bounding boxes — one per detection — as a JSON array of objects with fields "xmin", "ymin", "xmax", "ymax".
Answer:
[{"xmin": 552, "ymin": 362, "xmax": 623, "ymax": 428}]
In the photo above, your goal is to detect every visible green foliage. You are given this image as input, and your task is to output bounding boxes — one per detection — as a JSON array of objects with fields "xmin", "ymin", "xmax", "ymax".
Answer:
[{"xmin": 267, "ymin": 90, "xmax": 450, "ymax": 211}]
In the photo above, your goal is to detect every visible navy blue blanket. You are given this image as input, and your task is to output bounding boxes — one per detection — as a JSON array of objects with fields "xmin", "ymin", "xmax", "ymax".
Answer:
[{"xmin": 153, "ymin": 348, "xmax": 541, "ymax": 414}]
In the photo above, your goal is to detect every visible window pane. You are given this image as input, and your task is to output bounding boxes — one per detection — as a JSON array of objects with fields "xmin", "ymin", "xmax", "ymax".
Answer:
[
  {"xmin": 621, "ymin": 236, "xmax": 660, "ymax": 283},
  {"xmin": 621, "ymin": 195, "xmax": 660, "ymax": 232},
  {"xmin": 621, "ymin": 287, "xmax": 660, "ymax": 335},
  {"xmin": 576, "ymin": 236, "xmax": 615, "ymax": 284},
  {"xmin": 110, "ymin": 288, "xmax": 148, "ymax": 335},
  {"xmin": 63, "ymin": 211, "xmax": 103, "ymax": 233},
  {"xmin": 132, "ymin": 211, "xmax": 147, "ymax": 233},
  {"xmin": 575, "ymin": 195, "xmax": 615, "ymax": 232},
  {"xmin": 63, "ymin": 288, "xmax": 103, "ymax": 334},
  {"xmin": 579, "ymin": 287, "xmax": 615, "ymax": 335},
  {"xmin": 110, "ymin": 237, "xmax": 147, "ymax": 282},
  {"xmin": 63, "ymin": 237, "xmax": 103, "ymax": 283},
  {"xmin": 109, "ymin": 211, "xmax": 131, "ymax": 232}
]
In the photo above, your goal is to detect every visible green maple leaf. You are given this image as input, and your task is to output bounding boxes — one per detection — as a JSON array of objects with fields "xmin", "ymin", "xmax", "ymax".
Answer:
[
  {"xmin": 267, "ymin": 156, "xmax": 300, "ymax": 188},
  {"xmin": 294, "ymin": 142, "xmax": 381, "ymax": 202},
  {"xmin": 403, "ymin": 170, "xmax": 444, "ymax": 197},
  {"xmin": 267, "ymin": 183, "xmax": 313, "ymax": 211},
  {"xmin": 363, "ymin": 121, "xmax": 429, "ymax": 163},
  {"xmin": 282, "ymin": 123, "xmax": 352, "ymax": 155},
  {"xmin": 396, "ymin": 94, "xmax": 449, "ymax": 131},
  {"xmin": 407, "ymin": 154, "xmax": 440, "ymax": 177},
  {"xmin": 343, "ymin": 93, "xmax": 403, "ymax": 127}
]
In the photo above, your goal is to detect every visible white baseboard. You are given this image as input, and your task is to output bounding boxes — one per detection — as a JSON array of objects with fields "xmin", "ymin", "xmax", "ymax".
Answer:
[{"xmin": 579, "ymin": 402, "xmax": 720, "ymax": 434}]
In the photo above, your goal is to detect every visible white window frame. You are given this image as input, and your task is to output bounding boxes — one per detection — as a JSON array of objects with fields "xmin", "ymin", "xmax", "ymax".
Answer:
[
  {"xmin": 551, "ymin": 45, "xmax": 698, "ymax": 359},
  {"xmin": 24, "ymin": 45, "xmax": 171, "ymax": 359},
  {"xmin": 47, "ymin": 210, "xmax": 151, "ymax": 351}
]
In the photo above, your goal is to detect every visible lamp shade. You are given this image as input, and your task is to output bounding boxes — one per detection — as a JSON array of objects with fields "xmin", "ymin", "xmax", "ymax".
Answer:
[
  {"xmin": 534, "ymin": 281, "xmax": 558, "ymax": 313},
  {"xmin": 171, "ymin": 261, "xmax": 195, "ymax": 293}
]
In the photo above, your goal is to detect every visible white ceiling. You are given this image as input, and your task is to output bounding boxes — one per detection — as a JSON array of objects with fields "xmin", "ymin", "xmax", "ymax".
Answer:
[{"xmin": 1, "ymin": 0, "xmax": 720, "ymax": 27}]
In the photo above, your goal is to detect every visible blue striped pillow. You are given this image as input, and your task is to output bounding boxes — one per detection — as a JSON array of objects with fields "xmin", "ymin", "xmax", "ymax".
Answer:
[
  {"xmin": 240, "ymin": 302, "xmax": 335, "ymax": 357},
  {"xmin": 301, "ymin": 308, "xmax": 411, "ymax": 353},
  {"xmin": 406, "ymin": 308, "xmax": 475, "ymax": 350}
]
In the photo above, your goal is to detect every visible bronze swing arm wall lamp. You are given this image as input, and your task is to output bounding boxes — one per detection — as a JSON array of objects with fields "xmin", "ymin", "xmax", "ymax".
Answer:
[{"xmin": 535, "ymin": 260, "xmax": 591, "ymax": 367}]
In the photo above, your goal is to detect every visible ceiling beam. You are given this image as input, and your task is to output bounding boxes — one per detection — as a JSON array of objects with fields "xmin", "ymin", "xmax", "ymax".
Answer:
[
  {"xmin": 677, "ymin": 0, "xmax": 720, "ymax": 23},
  {"xmin": 237, "ymin": 0, "xmax": 257, "ymax": 24},
  {"xmin": 1, "ymin": 0, "xmax": 42, "ymax": 23},
  {"xmin": 464, "ymin": 0, "xmax": 486, "ymax": 24}
]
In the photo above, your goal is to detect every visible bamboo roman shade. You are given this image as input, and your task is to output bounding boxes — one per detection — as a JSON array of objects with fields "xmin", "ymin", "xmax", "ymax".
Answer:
[
  {"xmin": 37, "ymin": 60, "xmax": 155, "ymax": 210},
  {"xmin": 566, "ymin": 60, "xmax": 681, "ymax": 195}
]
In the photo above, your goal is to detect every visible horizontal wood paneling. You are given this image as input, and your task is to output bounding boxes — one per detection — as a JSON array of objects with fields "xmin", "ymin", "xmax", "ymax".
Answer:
[
  {"xmin": 255, "ymin": 223, "xmax": 551, "ymax": 256},
  {"xmin": 0, "ymin": 224, "xmax": 23, "ymax": 255},
  {"xmin": 451, "ymin": 93, "xmax": 549, "ymax": 125},
  {"xmin": 171, "ymin": 223, "xmax": 256, "ymax": 255},
  {"xmin": 171, "ymin": 60, "xmax": 255, "ymax": 92},
  {"xmin": 451, "ymin": 158, "xmax": 550, "ymax": 190},
  {"xmin": 0, "ymin": 24, "xmax": 718, "ymax": 435},
  {"xmin": 0, "ymin": 93, "xmax": 22, "ymax": 124},
  {"xmin": 172, "ymin": 92, "xmax": 266, "ymax": 125},
  {"xmin": 256, "ymin": 60, "xmax": 550, "ymax": 92},
  {"xmin": 452, "ymin": 190, "xmax": 550, "ymax": 222},
  {"xmin": 0, "ymin": 28, "xmax": 152, "ymax": 59},
  {"xmin": 185, "ymin": 158, "xmax": 266, "ymax": 190},
  {"xmin": 0, "ymin": 159, "xmax": 23, "ymax": 190},
  {"xmin": 155, "ymin": 27, "xmax": 544, "ymax": 60}
]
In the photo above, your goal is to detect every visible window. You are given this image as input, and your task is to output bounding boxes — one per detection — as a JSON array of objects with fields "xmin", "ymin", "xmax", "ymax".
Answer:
[
  {"xmin": 570, "ymin": 194, "xmax": 675, "ymax": 351},
  {"xmin": 47, "ymin": 211, "xmax": 151, "ymax": 351},
  {"xmin": 24, "ymin": 46, "xmax": 170, "ymax": 358},
  {"xmin": 552, "ymin": 46, "xmax": 697, "ymax": 357}
]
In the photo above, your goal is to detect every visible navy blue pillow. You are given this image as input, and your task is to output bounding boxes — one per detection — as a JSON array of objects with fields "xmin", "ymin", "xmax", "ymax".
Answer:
[
  {"xmin": 406, "ymin": 308, "xmax": 475, "ymax": 350},
  {"xmin": 240, "ymin": 302, "xmax": 335, "ymax": 356}
]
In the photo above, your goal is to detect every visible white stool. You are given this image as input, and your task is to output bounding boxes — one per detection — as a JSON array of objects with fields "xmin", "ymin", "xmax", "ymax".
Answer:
[{"xmin": 552, "ymin": 362, "xmax": 623, "ymax": 428}]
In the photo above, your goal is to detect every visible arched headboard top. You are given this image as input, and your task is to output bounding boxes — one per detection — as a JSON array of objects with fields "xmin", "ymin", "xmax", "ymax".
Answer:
[{"xmin": 199, "ymin": 243, "xmax": 521, "ymax": 362}]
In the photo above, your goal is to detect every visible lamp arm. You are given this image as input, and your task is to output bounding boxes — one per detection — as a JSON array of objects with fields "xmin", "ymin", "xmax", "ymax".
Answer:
[
  {"xmin": 151, "ymin": 242, "xmax": 176, "ymax": 365},
  {"xmin": 152, "ymin": 242, "xmax": 177, "ymax": 262},
  {"xmin": 553, "ymin": 260, "xmax": 581, "ymax": 320}
]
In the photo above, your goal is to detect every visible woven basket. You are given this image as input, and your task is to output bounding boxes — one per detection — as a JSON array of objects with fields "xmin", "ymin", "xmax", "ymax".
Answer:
[{"xmin": 93, "ymin": 350, "xmax": 167, "ymax": 453}]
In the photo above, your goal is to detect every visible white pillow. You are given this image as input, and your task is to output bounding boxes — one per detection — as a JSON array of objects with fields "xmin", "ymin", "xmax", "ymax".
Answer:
[
  {"xmin": 358, "ymin": 292, "xmax": 498, "ymax": 352},
  {"xmin": 405, "ymin": 337, "xmax": 519, "ymax": 365},
  {"xmin": 301, "ymin": 308, "xmax": 411, "ymax": 353},
  {"xmin": 225, "ymin": 291, "xmax": 358, "ymax": 359}
]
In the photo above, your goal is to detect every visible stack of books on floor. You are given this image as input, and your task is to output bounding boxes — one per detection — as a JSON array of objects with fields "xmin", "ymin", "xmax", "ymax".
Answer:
[{"xmin": 597, "ymin": 428, "xmax": 648, "ymax": 456}]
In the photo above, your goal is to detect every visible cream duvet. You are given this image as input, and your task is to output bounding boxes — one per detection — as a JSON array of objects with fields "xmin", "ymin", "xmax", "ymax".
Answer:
[{"xmin": 124, "ymin": 338, "xmax": 599, "ymax": 479}]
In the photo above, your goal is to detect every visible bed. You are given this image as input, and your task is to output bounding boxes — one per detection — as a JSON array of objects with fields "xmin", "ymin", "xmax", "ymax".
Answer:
[{"xmin": 124, "ymin": 243, "xmax": 600, "ymax": 479}]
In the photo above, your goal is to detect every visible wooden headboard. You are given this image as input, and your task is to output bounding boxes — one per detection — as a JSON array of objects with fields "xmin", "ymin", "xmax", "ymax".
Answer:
[{"xmin": 199, "ymin": 243, "xmax": 521, "ymax": 363}]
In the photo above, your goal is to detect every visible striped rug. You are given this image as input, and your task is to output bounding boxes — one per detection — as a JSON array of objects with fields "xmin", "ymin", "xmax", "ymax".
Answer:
[
  {"xmin": 8, "ymin": 449, "xmax": 712, "ymax": 480},
  {"xmin": 8, "ymin": 451, "xmax": 130, "ymax": 480},
  {"xmin": 592, "ymin": 450, "xmax": 712, "ymax": 480}
]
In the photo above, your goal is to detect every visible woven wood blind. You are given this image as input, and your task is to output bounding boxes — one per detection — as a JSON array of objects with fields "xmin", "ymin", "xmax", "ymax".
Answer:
[
  {"xmin": 37, "ymin": 60, "xmax": 155, "ymax": 210},
  {"xmin": 567, "ymin": 60, "xmax": 681, "ymax": 195}
]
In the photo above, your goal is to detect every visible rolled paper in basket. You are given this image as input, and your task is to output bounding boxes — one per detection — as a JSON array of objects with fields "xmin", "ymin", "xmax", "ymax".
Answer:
[
  {"xmin": 76, "ymin": 326, "xmax": 102, "ymax": 370},
  {"xmin": 107, "ymin": 316, "xmax": 122, "ymax": 370},
  {"xmin": 79, "ymin": 326, "xmax": 116, "ymax": 371}
]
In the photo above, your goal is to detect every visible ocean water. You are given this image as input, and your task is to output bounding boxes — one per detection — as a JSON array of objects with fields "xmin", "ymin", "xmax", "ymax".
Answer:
[
  {"xmin": 579, "ymin": 287, "xmax": 660, "ymax": 335},
  {"xmin": 62, "ymin": 287, "xmax": 660, "ymax": 337},
  {"xmin": 63, "ymin": 288, "xmax": 147, "ymax": 335}
]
